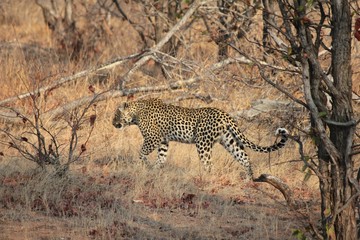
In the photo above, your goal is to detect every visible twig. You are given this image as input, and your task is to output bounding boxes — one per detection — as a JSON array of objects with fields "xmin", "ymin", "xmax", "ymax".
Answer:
[
  {"xmin": 228, "ymin": 43, "xmax": 308, "ymax": 109},
  {"xmin": 288, "ymin": 135, "xmax": 321, "ymax": 177}
]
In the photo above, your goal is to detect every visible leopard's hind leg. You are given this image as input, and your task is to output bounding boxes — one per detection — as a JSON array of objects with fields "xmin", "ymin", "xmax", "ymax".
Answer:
[
  {"xmin": 220, "ymin": 131, "xmax": 254, "ymax": 181},
  {"xmin": 195, "ymin": 140, "xmax": 214, "ymax": 172}
]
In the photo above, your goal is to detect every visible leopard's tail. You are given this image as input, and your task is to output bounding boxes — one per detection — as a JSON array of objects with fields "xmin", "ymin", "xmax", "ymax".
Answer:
[{"xmin": 228, "ymin": 123, "xmax": 289, "ymax": 153}]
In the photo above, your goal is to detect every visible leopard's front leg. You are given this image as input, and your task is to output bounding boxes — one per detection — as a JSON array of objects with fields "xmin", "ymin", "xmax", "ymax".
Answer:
[
  {"xmin": 139, "ymin": 136, "xmax": 159, "ymax": 166},
  {"xmin": 155, "ymin": 140, "xmax": 169, "ymax": 168}
]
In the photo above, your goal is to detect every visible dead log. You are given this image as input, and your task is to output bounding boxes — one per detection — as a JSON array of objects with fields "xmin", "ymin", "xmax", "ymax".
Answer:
[{"xmin": 254, "ymin": 173, "xmax": 300, "ymax": 209}]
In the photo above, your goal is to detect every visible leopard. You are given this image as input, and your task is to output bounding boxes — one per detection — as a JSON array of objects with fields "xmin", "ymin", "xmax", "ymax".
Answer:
[{"xmin": 112, "ymin": 98, "xmax": 288, "ymax": 180}]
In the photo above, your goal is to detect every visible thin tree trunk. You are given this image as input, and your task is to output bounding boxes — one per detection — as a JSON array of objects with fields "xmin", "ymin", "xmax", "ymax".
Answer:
[
  {"xmin": 216, "ymin": 0, "xmax": 232, "ymax": 60},
  {"xmin": 329, "ymin": 0, "xmax": 356, "ymax": 239},
  {"xmin": 262, "ymin": 0, "xmax": 275, "ymax": 57}
]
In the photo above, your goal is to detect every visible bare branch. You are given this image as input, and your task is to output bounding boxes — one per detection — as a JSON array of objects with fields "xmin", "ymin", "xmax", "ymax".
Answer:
[
  {"xmin": 229, "ymin": 43, "xmax": 308, "ymax": 109},
  {"xmin": 300, "ymin": 57, "xmax": 341, "ymax": 169},
  {"xmin": 0, "ymin": 52, "xmax": 144, "ymax": 106},
  {"xmin": 288, "ymin": 135, "xmax": 321, "ymax": 177},
  {"xmin": 112, "ymin": 0, "xmax": 130, "ymax": 21},
  {"xmin": 1, "ymin": 55, "xmax": 251, "ymax": 124},
  {"xmin": 323, "ymin": 118, "xmax": 357, "ymax": 127},
  {"xmin": 120, "ymin": 0, "xmax": 202, "ymax": 89}
]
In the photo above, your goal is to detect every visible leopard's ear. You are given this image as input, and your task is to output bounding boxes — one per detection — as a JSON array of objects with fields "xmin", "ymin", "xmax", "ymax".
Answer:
[
  {"xmin": 127, "ymin": 94, "xmax": 134, "ymax": 101},
  {"xmin": 123, "ymin": 102, "xmax": 129, "ymax": 109}
]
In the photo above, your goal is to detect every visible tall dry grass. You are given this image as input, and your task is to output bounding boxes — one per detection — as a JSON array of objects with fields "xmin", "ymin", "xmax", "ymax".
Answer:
[{"xmin": 0, "ymin": 1, "xmax": 333, "ymax": 239}]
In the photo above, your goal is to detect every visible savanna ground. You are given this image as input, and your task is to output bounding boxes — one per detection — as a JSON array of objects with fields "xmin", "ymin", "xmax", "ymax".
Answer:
[{"xmin": 0, "ymin": 1, "xmax": 359, "ymax": 239}]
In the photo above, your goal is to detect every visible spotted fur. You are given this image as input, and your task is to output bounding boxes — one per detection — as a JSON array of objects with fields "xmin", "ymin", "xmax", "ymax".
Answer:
[{"xmin": 112, "ymin": 98, "xmax": 288, "ymax": 180}]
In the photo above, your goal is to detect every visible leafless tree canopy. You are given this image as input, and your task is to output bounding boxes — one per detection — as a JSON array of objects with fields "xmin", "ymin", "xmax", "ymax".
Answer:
[{"xmin": 0, "ymin": 0, "xmax": 359, "ymax": 238}]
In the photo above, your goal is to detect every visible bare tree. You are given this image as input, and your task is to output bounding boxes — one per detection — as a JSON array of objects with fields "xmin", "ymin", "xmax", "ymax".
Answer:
[
  {"xmin": 201, "ymin": 0, "xmax": 262, "ymax": 60},
  {"xmin": 0, "ymin": 87, "xmax": 98, "ymax": 176},
  {"xmin": 99, "ymin": 0, "xmax": 188, "ymax": 78},
  {"xmin": 36, "ymin": 0, "xmax": 83, "ymax": 61},
  {"xmin": 36, "ymin": 0, "xmax": 113, "ymax": 62},
  {"xmin": 230, "ymin": 0, "xmax": 358, "ymax": 238},
  {"xmin": 291, "ymin": 1, "xmax": 357, "ymax": 238}
]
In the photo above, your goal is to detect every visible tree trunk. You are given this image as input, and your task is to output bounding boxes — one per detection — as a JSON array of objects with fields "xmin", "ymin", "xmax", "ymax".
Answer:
[
  {"xmin": 291, "ymin": 0, "xmax": 356, "ymax": 238},
  {"xmin": 262, "ymin": 0, "xmax": 275, "ymax": 56},
  {"xmin": 153, "ymin": 0, "xmax": 179, "ymax": 77},
  {"xmin": 329, "ymin": 0, "xmax": 356, "ymax": 239},
  {"xmin": 36, "ymin": 0, "xmax": 83, "ymax": 61},
  {"xmin": 216, "ymin": 0, "xmax": 232, "ymax": 60}
]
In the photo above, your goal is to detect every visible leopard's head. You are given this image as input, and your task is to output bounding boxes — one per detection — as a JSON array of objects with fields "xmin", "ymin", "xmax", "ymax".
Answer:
[{"xmin": 112, "ymin": 102, "xmax": 137, "ymax": 129}]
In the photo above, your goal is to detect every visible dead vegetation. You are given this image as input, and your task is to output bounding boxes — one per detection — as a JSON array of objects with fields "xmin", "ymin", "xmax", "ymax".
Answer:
[{"xmin": 0, "ymin": 0, "xmax": 359, "ymax": 239}]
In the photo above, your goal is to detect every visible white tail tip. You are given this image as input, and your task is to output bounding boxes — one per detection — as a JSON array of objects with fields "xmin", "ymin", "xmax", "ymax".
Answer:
[{"xmin": 275, "ymin": 128, "xmax": 288, "ymax": 136}]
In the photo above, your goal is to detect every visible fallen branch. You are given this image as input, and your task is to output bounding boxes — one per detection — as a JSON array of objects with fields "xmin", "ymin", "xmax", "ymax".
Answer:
[
  {"xmin": 0, "ymin": 77, "xmax": 198, "ymax": 124},
  {"xmin": 254, "ymin": 172, "xmax": 323, "ymax": 239},
  {"xmin": 254, "ymin": 174, "xmax": 300, "ymax": 209},
  {"xmin": 0, "ymin": 52, "xmax": 144, "ymax": 106},
  {"xmin": 0, "ymin": 54, "xmax": 241, "ymax": 124}
]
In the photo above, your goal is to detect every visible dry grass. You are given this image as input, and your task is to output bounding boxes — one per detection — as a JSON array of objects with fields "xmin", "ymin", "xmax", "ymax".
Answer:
[
  {"xmin": 1, "ymin": 1, "xmax": 356, "ymax": 239},
  {"xmin": 0, "ymin": 152, "xmax": 317, "ymax": 239},
  {"xmin": 0, "ymin": 86, "xmax": 318, "ymax": 239}
]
